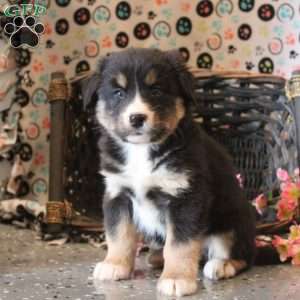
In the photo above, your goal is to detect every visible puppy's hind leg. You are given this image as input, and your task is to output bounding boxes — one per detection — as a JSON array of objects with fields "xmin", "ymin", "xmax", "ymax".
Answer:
[
  {"xmin": 147, "ymin": 248, "xmax": 164, "ymax": 269},
  {"xmin": 93, "ymin": 193, "xmax": 138, "ymax": 281},
  {"xmin": 203, "ymin": 232, "xmax": 247, "ymax": 280}
]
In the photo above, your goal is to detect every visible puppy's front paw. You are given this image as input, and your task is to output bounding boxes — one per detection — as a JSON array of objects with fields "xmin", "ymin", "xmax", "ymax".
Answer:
[
  {"xmin": 157, "ymin": 277, "xmax": 198, "ymax": 297},
  {"xmin": 203, "ymin": 258, "xmax": 236, "ymax": 280},
  {"xmin": 93, "ymin": 261, "xmax": 132, "ymax": 281}
]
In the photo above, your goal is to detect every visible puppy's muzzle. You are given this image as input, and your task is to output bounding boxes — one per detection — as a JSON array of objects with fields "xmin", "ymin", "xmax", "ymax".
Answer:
[{"xmin": 129, "ymin": 113, "xmax": 147, "ymax": 129}]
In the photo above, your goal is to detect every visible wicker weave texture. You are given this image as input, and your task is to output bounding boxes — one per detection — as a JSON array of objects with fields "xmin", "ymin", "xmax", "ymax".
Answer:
[{"xmin": 194, "ymin": 73, "xmax": 297, "ymax": 200}]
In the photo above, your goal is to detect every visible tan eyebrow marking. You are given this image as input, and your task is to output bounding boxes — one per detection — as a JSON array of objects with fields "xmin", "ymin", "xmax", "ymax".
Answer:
[
  {"xmin": 115, "ymin": 72, "xmax": 127, "ymax": 88},
  {"xmin": 144, "ymin": 69, "xmax": 157, "ymax": 86}
]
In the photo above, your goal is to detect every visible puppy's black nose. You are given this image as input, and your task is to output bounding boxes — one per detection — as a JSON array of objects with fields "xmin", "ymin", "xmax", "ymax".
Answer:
[{"xmin": 129, "ymin": 114, "xmax": 147, "ymax": 128}]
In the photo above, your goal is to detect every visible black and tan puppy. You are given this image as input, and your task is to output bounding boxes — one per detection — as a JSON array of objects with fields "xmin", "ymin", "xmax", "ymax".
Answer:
[{"xmin": 84, "ymin": 48, "xmax": 256, "ymax": 297}]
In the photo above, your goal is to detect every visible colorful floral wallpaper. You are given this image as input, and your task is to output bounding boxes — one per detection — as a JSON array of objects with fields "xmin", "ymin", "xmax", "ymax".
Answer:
[{"xmin": 1, "ymin": 0, "xmax": 300, "ymax": 205}]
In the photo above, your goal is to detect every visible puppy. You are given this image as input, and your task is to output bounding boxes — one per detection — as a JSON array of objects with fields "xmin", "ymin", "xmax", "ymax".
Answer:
[{"xmin": 83, "ymin": 48, "xmax": 256, "ymax": 297}]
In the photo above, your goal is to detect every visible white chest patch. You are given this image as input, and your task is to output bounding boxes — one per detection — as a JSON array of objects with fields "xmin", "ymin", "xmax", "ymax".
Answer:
[{"xmin": 103, "ymin": 143, "xmax": 190, "ymax": 238}]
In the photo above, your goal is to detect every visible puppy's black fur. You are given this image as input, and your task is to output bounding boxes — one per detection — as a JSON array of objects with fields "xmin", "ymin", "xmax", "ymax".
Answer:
[{"xmin": 85, "ymin": 48, "xmax": 256, "ymax": 296}]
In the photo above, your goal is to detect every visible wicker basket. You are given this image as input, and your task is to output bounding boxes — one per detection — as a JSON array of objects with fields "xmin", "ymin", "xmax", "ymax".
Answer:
[
  {"xmin": 46, "ymin": 70, "xmax": 300, "ymax": 236},
  {"xmin": 193, "ymin": 71, "xmax": 298, "ymax": 202},
  {"xmin": 192, "ymin": 71, "xmax": 300, "ymax": 234},
  {"xmin": 63, "ymin": 76, "xmax": 104, "ymax": 221}
]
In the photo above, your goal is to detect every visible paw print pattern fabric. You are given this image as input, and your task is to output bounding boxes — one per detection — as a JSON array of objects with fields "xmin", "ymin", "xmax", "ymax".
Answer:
[
  {"xmin": 0, "ymin": 40, "xmax": 17, "ymax": 112},
  {"xmin": 0, "ymin": 35, "xmax": 19, "ymax": 195},
  {"xmin": 1, "ymin": 0, "xmax": 300, "ymax": 205}
]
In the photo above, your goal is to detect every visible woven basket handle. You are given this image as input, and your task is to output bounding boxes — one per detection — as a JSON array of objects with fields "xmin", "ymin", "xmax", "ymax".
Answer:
[
  {"xmin": 191, "ymin": 69, "xmax": 283, "ymax": 80},
  {"xmin": 47, "ymin": 72, "xmax": 68, "ymax": 233}
]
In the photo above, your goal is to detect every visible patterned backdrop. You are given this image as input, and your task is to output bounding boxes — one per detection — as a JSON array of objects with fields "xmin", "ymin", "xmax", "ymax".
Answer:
[{"xmin": 1, "ymin": 0, "xmax": 300, "ymax": 205}]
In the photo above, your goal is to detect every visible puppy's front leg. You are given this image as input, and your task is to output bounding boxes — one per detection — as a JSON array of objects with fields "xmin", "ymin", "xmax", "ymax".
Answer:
[
  {"xmin": 93, "ymin": 193, "xmax": 137, "ymax": 281},
  {"xmin": 157, "ymin": 224, "xmax": 202, "ymax": 297}
]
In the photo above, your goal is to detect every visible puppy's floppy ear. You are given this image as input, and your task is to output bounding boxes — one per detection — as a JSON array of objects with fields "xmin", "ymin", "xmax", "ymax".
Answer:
[
  {"xmin": 81, "ymin": 73, "xmax": 101, "ymax": 110},
  {"xmin": 165, "ymin": 50, "xmax": 196, "ymax": 106},
  {"xmin": 81, "ymin": 57, "xmax": 108, "ymax": 110}
]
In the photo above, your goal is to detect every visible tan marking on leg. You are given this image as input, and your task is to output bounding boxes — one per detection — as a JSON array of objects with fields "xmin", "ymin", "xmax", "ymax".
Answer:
[
  {"xmin": 144, "ymin": 69, "xmax": 157, "ymax": 86},
  {"xmin": 115, "ymin": 72, "xmax": 127, "ymax": 89},
  {"xmin": 93, "ymin": 218, "xmax": 138, "ymax": 281},
  {"xmin": 157, "ymin": 224, "xmax": 202, "ymax": 297}
]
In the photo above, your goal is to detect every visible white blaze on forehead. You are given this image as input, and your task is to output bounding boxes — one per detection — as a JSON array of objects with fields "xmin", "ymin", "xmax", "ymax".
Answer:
[{"xmin": 122, "ymin": 90, "xmax": 154, "ymax": 126}]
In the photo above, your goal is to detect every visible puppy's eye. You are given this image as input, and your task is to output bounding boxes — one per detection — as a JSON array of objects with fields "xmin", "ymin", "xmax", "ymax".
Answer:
[
  {"xmin": 151, "ymin": 87, "xmax": 162, "ymax": 97},
  {"xmin": 114, "ymin": 88, "xmax": 126, "ymax": 100}
]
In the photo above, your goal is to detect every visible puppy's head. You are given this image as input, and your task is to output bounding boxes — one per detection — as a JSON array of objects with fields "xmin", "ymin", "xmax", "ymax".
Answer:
[{"xmin": 84, "ymin": 48, "xmax": 195, "ymax": 144}]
